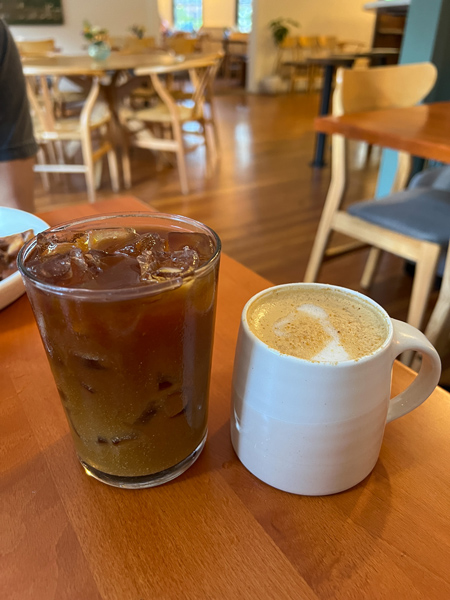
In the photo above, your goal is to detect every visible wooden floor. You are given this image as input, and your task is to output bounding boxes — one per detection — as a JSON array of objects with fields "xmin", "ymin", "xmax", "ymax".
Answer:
[{"xmin": 34, "ymin": 90, "xmax": 448, "ymax": 381}]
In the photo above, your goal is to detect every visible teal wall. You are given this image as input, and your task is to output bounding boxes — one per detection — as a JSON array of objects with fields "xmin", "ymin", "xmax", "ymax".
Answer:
[{"xmin": 376, "ymin": 0, "xmax": 450, "ymax": 197}]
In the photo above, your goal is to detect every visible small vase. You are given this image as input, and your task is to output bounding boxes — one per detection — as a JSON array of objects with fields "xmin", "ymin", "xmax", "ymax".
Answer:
[{"xmin": 88, "ymin": 41, "xmax": 111, "ymax": 61}]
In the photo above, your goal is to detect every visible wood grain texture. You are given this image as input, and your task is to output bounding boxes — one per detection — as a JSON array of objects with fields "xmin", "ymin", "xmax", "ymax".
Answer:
[
  {"xmin": 1, "ymin": 197, "xmax": 450, "ymax": 599},
  {"xmin": 315, "ymin": 101, "xmax": 450, "ymax": 163}
]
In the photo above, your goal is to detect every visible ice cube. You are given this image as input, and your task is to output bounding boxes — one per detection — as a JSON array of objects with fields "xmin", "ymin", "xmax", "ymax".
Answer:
[
  {"xmin": 111, "ymin": 434, "xmax": 138, "ymax": 445},
  {"xmin": 36, "ymin": 231, "xmax": 88, "ymax": 258},
  {"xmin": 155, "ymin": 247, "xmax": 199, "ymax": 279},
  {"xmin": 167, "ymin": 232, "xmax": 214, "ymax": 262},
  {"xmin": 133, "ymin": 404, "xmax": 158, "ymax": 425},
  {"xmin": 163, "ymin": 391, "xmax": 187, "ymax": 418},
  {"xmin": 133, "ymin": 232, "xmax": 165, "ymax": 255},
  {"xmin": 86, "ymin": 228, "xmax": 138, "ymax": 253},
  {"xmin": 73, "ymin": 353, "xmax": 108, "ymax": 370},
  {"xmin": 28, "ymin": 252, "xmax": 73, "ymax": 281},
  {"xmin": 119, "ymin": 232, "xmax": 164, "ymax": 260},
  {"xmin": 137, "ymin": 248, "xmax": 162, "ymax": 282}
]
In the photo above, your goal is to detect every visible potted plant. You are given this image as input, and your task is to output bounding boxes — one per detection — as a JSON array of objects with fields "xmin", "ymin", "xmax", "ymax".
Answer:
[
  {"xmin": 268, "ymin": 18, "xmax": 299, "ymax": 46},
  {"xmin": 82, "ymin": 21, "xmax": 111, "ymax": 61},
  {"xmin": 130, "ymin": 24, "xmax": 146, "ymax": 40}
]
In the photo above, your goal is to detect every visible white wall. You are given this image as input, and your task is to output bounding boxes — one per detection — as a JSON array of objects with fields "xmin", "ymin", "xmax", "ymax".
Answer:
[
  {"xmin": 248, "ymin": 0, "xmax": 375, "ymax": 92},
  {"xmin": 10, "ymin": 0, "xmax": 160, "ymax": 53},
  {"xmin": 204, "ymin": 2, "xmax": 235, "ymax": 28},
  {"xmin": 158, "ymin": 0, "xmax": 235, "ymax": 29}
]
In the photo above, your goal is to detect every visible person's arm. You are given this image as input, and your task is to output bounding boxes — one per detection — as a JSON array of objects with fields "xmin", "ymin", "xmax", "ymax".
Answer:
[{"xmin": 0, "ymin": 20, "xmax": 38, "ymax": 212}]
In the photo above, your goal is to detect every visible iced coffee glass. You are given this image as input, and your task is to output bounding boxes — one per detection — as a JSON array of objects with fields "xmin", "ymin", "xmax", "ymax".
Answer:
[{"xmin": 18, "ymin": 213, "xmax": 221, "ymax": 489}]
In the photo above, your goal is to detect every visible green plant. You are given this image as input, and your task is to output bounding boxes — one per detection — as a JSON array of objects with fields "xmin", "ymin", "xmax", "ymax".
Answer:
[
  {"xmin": 130, "ymin": 24, "xmax": 146, "ymax": 39},
  {"xmin": 82, "ymin": 21, "xmax": 109, "ymax": 46},
  {"xmin": 268, "ymin": 18, "xmax": 299, "ymax": 46}
]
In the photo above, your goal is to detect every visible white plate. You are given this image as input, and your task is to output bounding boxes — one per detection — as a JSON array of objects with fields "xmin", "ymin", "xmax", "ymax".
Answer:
[{"xmin": 0, "ymin": 207, "xmax": 49, "ymax": 310}]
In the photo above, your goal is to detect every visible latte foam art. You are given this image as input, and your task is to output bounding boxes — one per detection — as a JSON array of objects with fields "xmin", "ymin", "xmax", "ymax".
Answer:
[
  {"xmin": 274, "ymin": 304, "xmax": 350, "ymax": 362},
  {"xmin": 247, "ymin": 286, "xmax": 389, "ymax": 363}
]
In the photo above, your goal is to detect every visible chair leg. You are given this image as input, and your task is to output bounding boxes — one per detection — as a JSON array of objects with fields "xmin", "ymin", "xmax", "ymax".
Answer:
[
  {"xmin": 361, "ymin": 248, "xmax": 382, "ymax": 289},
  {"xmin": 120, "ymin": 126, "xmax": 132, "ymax": 189},
  {"xmin": 208, "ymin": 103, "xmax": 221, "ymax": 159},
  {"xmin": 304, "ymin": 140, "xmax": 346, "ymax": 282},
  {"xmin": 95, "ymin": 161, "xmax": 103, "ymax": 190},
  {"xmin": 424, "ymin": 245, "xmax": 450, "ymax": 354},
  {"xmin": 36, "ymin": 148, "xmax": 50, "ymax": 191},
  {"xmin": 80, "ymin": 135, "xmax": 96, "ymax": 204},
  {"xmin": 406, "ymin": 242, "xmax": 441, "ymax": 331},
  {"xmin": 172, "ymin": 122, "xmax": 189, "ymax": 195},
  {"xmin": 107, "ymin": 149, "xmax": 120, "ymax": 193},
  {"xmin": 46, "ymin": 142, "xmax": 62, "ymax": 183},
  {"xmin": 206, "ymin": 124, "xmax": 218, "ymax": 172},
  {"xmin": 55, "ymin": 140, "xmax": 65, "ymax": 165},
  {"xmin": 203, "ymin": 121, "xmax": 216, "ymax": 178},
  {"xmin": 121, "ymin": 145, "xmax": 132, "ymax": 189}
]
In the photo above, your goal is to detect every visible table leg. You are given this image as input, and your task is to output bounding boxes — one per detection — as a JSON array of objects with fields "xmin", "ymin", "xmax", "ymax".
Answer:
[{"xmin": 311, "ymin": 64, "xmax": 334, "ymax": 168}]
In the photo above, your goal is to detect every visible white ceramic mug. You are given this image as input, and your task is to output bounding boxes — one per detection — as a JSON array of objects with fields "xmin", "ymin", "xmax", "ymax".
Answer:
[{"xmin": 230, "ymin": 283, "xmax": 441, "ymax": 495}]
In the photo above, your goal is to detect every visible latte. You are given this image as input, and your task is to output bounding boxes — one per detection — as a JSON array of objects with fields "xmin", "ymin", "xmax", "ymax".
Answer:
[{"xmin": 247, "ymin": 285, "xmax": 389, "ymax": 362}]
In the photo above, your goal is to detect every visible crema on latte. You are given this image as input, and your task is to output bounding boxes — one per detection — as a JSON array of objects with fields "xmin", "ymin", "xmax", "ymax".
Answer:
[{"xmin": 247, "ymin": 286, "xmax": 389, "ymax": 362}]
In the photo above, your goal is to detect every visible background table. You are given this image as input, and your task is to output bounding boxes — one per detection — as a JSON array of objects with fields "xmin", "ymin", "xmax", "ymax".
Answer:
[
  {"xmin": 2, "ymin": 197, "xmax": 450, "ymax": 599},
  {"xmin": 309, "ymin": 48, "xmax": 400, "ymax": 167},
  {"xmin": 315, "ymin": 100, "xmax": 450, "ymax": 163}
]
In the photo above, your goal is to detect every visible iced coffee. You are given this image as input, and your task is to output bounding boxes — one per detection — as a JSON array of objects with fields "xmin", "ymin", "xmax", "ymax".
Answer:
[{"xmin": 18, "ymin": 213, "xmax": 220, "ymax": 488}]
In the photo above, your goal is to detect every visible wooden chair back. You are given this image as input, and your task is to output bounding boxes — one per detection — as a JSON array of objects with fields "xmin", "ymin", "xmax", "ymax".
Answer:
[
  {"xmin": 16, "ymin": 39, "xmax": 56, "ymax": 57},
  {"xmin": 276, "ymin": 36, "xmax": 299, "ymax": 74},
  {"xmin": 298, "ymin": 36, "xmax": 318, "ymax": 49},
  {"xmin": 317, "ymin": 36, "xmax": 338, "ymax": 52},
  {"xmin": 121, "ymin": 37, "xmax": 156, "ymax": 54},
  {"xmin": 128, "ymin": 53, "xmax": 223, "ymax": 194},
  {"xmin": 165, "ymin": 36, "xmax": 198, "ymax": 55},
  {"xmin": 334, "ymin": 62, "xmax": 438, "ymax": 116},
  {"xmin": 135, "ymin": 53, "xmax": 222, "ymax": 111},
  {"xmin": 197, "ymin": 34, "xmax": 223, "ymax": 54},
  {"xmin": 333, "ymin": 62, "xmax": 437, "ymax": 192},
  {"xmin": 25, "ymin": 73, "xmax": 101, "ymax": 135}
]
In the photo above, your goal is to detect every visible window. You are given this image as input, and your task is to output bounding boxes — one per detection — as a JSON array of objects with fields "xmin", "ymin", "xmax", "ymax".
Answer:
[
  {"xmin": 236, "ymin": 0, "xmax": 252, "ymax": 33},
  {"xmin": 173, "ymin": 0, "xmax": 203, "ymax": 32}
]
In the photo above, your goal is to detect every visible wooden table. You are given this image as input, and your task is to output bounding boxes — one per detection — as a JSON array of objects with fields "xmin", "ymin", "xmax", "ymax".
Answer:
[
  {"xmin": 2, "ymin": 196, "xmax": 450, "ymax": 599},
  {"xmin": 315, "ymin": 100, "xmax": 450, "ymax": 163},
  {"xmin": 21, "ymin": 52, "xmax": 186, "ymax": 76},
  {"xmin": 21, "ymin": 51, "xmax": 202, "ymax": 106},
  {"xmin": 309, "ymin": 48, "xmax": 400, "ymax": 167}
]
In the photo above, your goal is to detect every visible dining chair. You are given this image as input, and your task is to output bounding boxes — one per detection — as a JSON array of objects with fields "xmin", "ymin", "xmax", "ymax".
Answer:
[
  {"xmin": 120, "ymin": 53, "xmax": 223, "ymax": 194},
  {"xmin": 282, "ymin": 36, "xmax": 319, "ymax": 93},
  {"xmin": 401, "ymin": 166, "xmax": 450, "ymax": 364},
  {"xmin": 165, "ymin": 36, "xmax": 198, "ymax": 55},
  {"xmin": 197, "ymin": 31, "xmax": 224, "ymax": 55},
  {"xmin": 275, "ymin": 36, "xmax": 298, "ymax": 78},
  {"xmin": 317, "ymin": 36, "xmax": 338, "ymax": 52},
  {"xmin": 25, "ymin": 71, "xmax": 120, "ymax": 203},
  {"xmin": 120, "ymin": 36, "xmax": 156, "ymax": 54},
  {"xmin": 16, "ymin": 38, "xmax": 56, "ymax": 57},
  {"xmin": 224, "ymin": 32, "xmax": 248, "ymax": 83},
  {"xmin": 304, "ymin": 62, "xmax": 440, "ymax": 332}
]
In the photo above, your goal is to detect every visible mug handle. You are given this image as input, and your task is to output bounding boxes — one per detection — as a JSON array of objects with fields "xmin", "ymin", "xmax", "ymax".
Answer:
[{"xmin": 387, "ymin": 319, "xmax": 441, "ymax": 423}]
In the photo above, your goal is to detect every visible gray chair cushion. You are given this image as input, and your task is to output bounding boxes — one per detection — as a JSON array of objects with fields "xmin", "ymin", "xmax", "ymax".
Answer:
[
  {"xmin": 347, "ymin": 188, "xmax": 450, "ymax": 244},
  {"xmin": 409, "ymin": 165, "xmax": 450, "ymax": 191}
]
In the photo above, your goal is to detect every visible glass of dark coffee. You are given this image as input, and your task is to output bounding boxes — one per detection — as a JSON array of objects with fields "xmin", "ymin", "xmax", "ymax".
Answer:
[{"xmin": 18, "ymin": 213, "xmax": 221, "ymax": 489}]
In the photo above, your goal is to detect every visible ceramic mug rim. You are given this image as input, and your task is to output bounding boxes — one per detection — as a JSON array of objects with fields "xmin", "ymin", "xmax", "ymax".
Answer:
[{"xmin": 241, "ymin": 282, "xmax": 394, "ymax": 367}]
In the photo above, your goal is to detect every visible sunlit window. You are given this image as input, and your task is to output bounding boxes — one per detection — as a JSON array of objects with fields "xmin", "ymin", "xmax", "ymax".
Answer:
[
  {"xmin": 236, "ymin": 0, "xmax": 252, "ymax": 33},
  {"xmin": 173, "ymin": 0, "xmax": 203, "ymax": 33}
]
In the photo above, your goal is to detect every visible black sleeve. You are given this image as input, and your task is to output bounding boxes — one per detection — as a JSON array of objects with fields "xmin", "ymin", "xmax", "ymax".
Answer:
[{"xmin": 0, "ymin": 20, "xmax": 38, "ymax": 162}]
